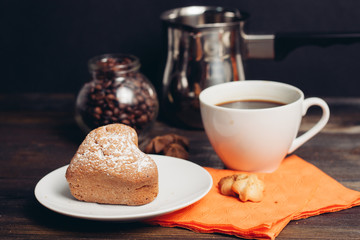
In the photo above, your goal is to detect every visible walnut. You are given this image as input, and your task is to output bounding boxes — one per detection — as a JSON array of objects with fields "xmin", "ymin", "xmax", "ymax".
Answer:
[
  {"xmin": 163, "ymin": 143, "xmax": 189, "ymax": 160},
  {"xmin": 218, "ymin": 173, "xmax": 264, "ymax": 202},
  {"xmin": 144, "ymin": 135, "xmax": 174, "ymax": 154},
  {"xmin": 144, "ymin": 134, "xmax": 189, "ymax": 159}
]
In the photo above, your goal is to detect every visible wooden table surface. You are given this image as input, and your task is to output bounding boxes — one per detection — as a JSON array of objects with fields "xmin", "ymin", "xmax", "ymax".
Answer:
[{"xmin": 1, "ymin": 94, "xmax": 359, "ymax": 239}]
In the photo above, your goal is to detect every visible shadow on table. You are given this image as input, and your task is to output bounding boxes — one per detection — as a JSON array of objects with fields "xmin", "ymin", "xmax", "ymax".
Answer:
[{"xmin": 25, "ymin": 195, "xmax": 150, "ymax": 234}]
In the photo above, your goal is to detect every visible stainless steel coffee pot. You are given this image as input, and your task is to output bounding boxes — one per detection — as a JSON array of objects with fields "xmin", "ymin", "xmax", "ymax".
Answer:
[{"xmin": 160, "ymin": 6, "xmax": 360, "ymax": 128}]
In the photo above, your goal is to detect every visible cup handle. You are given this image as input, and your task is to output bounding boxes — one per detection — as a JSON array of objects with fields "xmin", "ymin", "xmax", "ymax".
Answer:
[{"xmin": 288, "ymin": 97, "xmax": 330, "ymax": 153}]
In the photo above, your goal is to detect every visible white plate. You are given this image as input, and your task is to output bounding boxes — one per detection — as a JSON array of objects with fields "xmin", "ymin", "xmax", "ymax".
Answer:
[{"xmin": 34, "ymin": 154, "xmax": 213, "ymax": 221}]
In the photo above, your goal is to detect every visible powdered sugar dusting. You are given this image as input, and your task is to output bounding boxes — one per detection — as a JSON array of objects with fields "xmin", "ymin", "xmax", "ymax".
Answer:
[{"xmin": 69, "ymin": 124, "xmax": 155, "ymax": 176}]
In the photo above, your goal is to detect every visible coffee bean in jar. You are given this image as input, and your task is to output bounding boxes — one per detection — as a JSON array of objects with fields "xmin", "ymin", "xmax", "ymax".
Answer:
[{"xmin": 75, "ymin": 53, "xmax": 159, "ymax": 142}]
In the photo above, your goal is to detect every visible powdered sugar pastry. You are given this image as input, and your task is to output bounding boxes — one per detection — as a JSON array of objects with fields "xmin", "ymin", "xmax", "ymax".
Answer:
[{"xmin": 69, "ymin": 124, "xmax": 153, "ymax": 174}]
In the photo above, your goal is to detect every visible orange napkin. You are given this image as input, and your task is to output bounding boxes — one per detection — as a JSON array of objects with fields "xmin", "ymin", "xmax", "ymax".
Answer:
[{"xmin": 146, "ymin": 155, "xmax": 360, "ymax": 239}]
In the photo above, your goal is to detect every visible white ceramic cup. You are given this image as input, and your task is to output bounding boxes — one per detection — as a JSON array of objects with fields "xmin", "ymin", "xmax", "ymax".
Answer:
[{"xmin": 199, "ymin": 80, "xmax": 330, "ymax": 172}]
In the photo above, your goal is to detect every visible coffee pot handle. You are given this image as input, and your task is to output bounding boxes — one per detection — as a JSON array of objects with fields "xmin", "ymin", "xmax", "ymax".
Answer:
[
  {"xmin": 288, "ymin": 97, "xmax": 330, "ymax": 154},
  {"xmin": 244, "ymin": 32, "xmax": 360, "ymax": 60},
  {"xmin": 274, "ymin": 32, "xmax": 360, "ymax": 60}
]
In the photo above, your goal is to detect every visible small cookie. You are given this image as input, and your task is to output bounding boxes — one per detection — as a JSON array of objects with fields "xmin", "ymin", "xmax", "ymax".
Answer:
[
  {"xmin": 218, "ymin": 175, "xmax": 237, "ymax": 196},
  {"xmin": 218, "ymin": 173, "xmax": 264, "ymax": 202},
  {"xmin": 232, "ymin": 174, "xmax": 264, "ymax": 202}
]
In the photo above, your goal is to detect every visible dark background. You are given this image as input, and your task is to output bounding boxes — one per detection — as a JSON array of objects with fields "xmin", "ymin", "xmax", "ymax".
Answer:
[{"xmin": 1, "ymin": 0, "xmax": 360, "ymax": 97}]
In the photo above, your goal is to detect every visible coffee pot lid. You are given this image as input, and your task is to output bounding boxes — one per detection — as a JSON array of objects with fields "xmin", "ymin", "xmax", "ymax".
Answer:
[{"xmin": 161, "ymin": 6, "xmax": 248, "ymax": 30}]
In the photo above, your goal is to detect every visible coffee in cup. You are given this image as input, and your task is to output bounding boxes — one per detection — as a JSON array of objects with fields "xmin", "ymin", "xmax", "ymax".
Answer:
[{"xmin": 199, "ymin": 80, "xmax": 330, "ymax": 172}]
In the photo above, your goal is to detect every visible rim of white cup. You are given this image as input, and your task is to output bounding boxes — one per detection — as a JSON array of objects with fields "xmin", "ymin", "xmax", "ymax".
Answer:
[{"xmin": 199, "ymin": 80, "xmax": 304, "ymax": 111}]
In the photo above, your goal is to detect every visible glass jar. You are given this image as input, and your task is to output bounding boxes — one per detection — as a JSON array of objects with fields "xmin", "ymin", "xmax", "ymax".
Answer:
[{"xmin": 75, "ymin": 53, "xmax": 159, "ymax": 142}]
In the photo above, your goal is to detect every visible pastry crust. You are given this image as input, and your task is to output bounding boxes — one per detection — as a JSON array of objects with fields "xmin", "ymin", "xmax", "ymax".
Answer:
[{"xmin": 65, "ymin": 124, "xmax": 158, "ymax": 205}]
